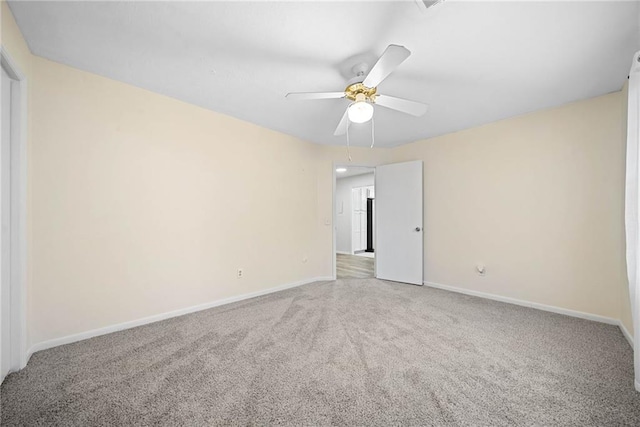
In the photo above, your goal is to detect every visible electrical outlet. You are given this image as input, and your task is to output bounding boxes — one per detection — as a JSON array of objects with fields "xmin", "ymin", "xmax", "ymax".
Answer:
[{"xmin": 237, "ymin": 268, "xmax": 243, "ymax": 279}]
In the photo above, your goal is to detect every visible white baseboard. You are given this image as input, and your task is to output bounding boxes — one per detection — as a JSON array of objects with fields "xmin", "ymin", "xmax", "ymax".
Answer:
[
  {"xmin": 25, "ymin": 276, "xmax": 333, "ymax": 362},
  {"xmin": 336, "ymin": 251, "xmax": 351, "ymax": 255},
  {"xmin": 636, "ymin": 380, "xmax": 640, "ymax": 392},
  {"xmin": 423, "ymin": 281, "xmax": 619, "ymax": 325},
  {"xmin": 24, "ymin": 277, "xmax": 635, "ymax": 375},
  {"xmin": 619, "ymin": 321, "xmax": 634, "ymax": 349}
]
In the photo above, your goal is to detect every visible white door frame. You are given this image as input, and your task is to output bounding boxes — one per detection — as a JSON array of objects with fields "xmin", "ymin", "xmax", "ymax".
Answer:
[
  {"xmin": 1, "ymin": 46, "xmax": 28, "ymax": 375},
  {"xmin": 331, "ymin": 162, "xmax": 375, "ymax": 280}
]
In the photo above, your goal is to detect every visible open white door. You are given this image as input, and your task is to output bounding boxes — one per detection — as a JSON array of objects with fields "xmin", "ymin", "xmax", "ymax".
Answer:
[{"xmin": 375, "ymin": 160, "xmax": 423, "ymax": 285}]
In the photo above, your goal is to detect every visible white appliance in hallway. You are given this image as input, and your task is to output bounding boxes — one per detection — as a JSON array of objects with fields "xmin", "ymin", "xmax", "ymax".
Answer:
[
  {"xmin": 351, "ymin": 185, "xmax": 374, "ymax": 253},
  {"xmin": 375, "ymin": 160, "xmax": 423, "ymax": 285}
]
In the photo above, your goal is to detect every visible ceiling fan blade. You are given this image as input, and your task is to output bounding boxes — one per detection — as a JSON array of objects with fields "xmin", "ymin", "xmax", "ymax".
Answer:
[
  {"xmin": 362, "ymin": 45, "xmax": 411, "ymax": 88},
  {"xmin": 285, "ymin": 92, "xmax": 345, "ymax": 100},
  {"xmin": 334, "ymin": 108, "xmax": 350, "ymax": 136},
  {"xmin": 375, "ymin": 94, "xmax": 428, "ymax": 117}
]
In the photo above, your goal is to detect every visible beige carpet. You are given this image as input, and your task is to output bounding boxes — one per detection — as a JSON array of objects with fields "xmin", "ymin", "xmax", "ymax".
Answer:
[{"xmin": 2, "ymin": 279, "xmax": 639, "ymax": 425}]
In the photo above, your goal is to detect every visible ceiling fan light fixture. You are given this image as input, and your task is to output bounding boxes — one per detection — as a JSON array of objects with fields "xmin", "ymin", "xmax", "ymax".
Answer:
[
  {"xmin": 348, "ymin": 101, "xmax": 374, "ymax": 124},
  {"xmin": 285, "ymin": 44, "xmax": 427, "ymax": 138}
]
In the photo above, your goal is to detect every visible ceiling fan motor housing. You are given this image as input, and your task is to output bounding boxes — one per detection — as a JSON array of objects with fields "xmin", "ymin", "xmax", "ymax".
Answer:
[{"xmin": 344, "ymin": 83, "xmax": 377, "ymax": 103}]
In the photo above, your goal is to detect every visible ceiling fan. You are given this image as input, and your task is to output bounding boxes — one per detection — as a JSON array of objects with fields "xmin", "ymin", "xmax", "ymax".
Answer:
[{"xmin": 285, "ymin": 44, "xmax": 428, "ymax": 137}]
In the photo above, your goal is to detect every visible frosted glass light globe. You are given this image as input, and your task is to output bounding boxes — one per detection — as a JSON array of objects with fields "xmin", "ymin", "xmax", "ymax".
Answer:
[{"xmin": 347, "ymin": 101, "xmax": 374, "ymax": 124}]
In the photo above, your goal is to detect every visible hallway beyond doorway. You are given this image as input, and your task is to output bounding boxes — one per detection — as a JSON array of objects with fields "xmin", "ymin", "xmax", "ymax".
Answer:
[{"xmin": 336, "ymin": 253, "xmax": 374, "ymax": 279}]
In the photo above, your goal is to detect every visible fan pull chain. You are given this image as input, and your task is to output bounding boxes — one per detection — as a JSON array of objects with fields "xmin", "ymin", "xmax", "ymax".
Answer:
[
  {"xmin": 346, "ymin": 119, "xmax": 352, "ymax": 162},
  {"xmin": 346, "ymin": 115, "xmax": 376, "ymax": 159},
  {"xmin": 370, "ymin": 116, "xmax": 375, "ymax": 149}
]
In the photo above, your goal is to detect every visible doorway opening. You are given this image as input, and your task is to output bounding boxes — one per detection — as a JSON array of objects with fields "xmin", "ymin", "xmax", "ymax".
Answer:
[{"xmin": 334, "ymin": 165, "xmax": 375, "ymax": 279}]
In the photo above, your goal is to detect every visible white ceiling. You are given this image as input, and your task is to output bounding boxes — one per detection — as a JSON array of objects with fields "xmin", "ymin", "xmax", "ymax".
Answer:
[{"xmin": 8, "ymin": 1, "xmax": 640, "ymax": 147}]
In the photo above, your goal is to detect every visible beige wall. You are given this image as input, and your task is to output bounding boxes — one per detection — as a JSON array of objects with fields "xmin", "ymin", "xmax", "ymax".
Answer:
[
  {"xmin": 392, "ymin": 92, "xmax": 627, "ymax": 319},
  {"xmin": 31, "ymin": 56, "xmax": 326, "ymax": 344},
  {"xmin": 1, "ymin": 1, "xmax": 634, "ymax": 350}
]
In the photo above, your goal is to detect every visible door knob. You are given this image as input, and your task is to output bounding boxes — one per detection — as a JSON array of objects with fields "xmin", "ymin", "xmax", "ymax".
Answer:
[{"xmin": 415, "ymin": 227, "xmax": 421, "ymax": 232}]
